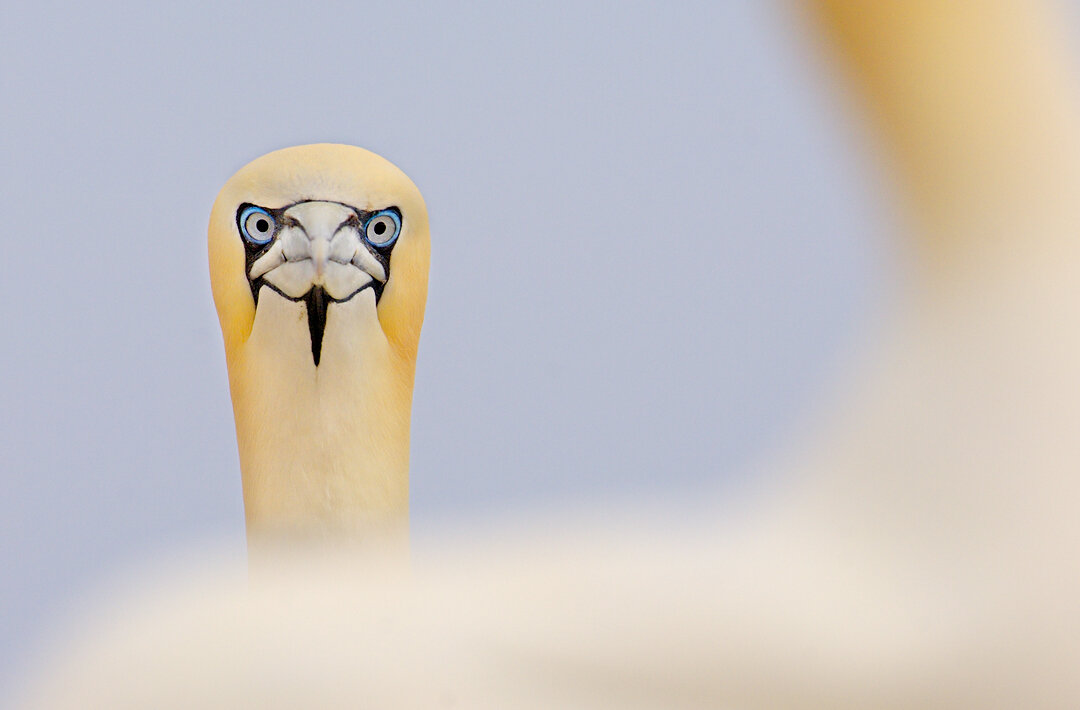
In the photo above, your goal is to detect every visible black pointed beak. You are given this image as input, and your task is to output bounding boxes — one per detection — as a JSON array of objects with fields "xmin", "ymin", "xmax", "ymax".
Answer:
[{"xmin": 305, "ymin": 286, "xmax": 328, "ymax": 366}]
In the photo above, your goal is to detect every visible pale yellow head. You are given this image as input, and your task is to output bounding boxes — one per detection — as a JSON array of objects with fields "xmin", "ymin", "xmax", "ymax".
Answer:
[{"xmin": 208, "ymin": 144, "xmax": 429, "ymax": 543}]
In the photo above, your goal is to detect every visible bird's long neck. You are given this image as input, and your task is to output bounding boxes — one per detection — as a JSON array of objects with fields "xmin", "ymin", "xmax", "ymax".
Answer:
[
  {"xmin": 811, "ymin": 0, "xmax": 1080, "ymax": 282},
  {"xmin": 796, "ymin": 1, "xmax": 1080, "ymax": 551},
  {"xmin": 227, "ymin": 290, "xmax": 414, "ymax": 548}
]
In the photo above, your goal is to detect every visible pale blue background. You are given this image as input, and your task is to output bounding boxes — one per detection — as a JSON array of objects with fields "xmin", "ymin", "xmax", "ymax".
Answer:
[{"xmin": 0, "ymin": 1, "xmax": 904, "ymax": 684}]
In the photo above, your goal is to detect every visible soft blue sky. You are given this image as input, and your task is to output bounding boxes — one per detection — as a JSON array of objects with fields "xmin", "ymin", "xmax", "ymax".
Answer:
[{"xmin": 0, "ymin": 1, "xmax": 901, "ymax": 683}]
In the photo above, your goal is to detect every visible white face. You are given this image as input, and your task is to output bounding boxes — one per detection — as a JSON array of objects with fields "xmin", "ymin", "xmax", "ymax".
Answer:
[
  {"xmin": 241, "ymin": 200, "xmax": 400, "ymax": 302},
  {"xmin": 236, "ymin": 199, "xmax": 403, "ymax": 365}
]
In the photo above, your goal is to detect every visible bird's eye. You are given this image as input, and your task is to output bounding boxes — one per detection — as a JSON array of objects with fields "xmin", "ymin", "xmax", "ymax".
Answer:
[
  {"xmin": 239, "ymin": 205, "xmax": 276, "ymax": 245},
  {"xmin": 364, "ymin": 210, "xmax": 401, "ymax": 247}
]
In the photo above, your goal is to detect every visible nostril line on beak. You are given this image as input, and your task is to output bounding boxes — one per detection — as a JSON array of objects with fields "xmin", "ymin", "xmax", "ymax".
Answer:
[{"xmin": 312, "ymin": 238, "xmax": 329, "ymax": 278}]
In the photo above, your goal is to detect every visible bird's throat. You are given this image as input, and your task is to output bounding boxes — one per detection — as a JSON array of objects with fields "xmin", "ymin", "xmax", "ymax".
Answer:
[
  {"xmin": 234, "ymin": 289, "xmax": 412, "ymax": 545},
  {"xmin": 305, "ymin": 286, "xmax": 328, "ymax": 366}
]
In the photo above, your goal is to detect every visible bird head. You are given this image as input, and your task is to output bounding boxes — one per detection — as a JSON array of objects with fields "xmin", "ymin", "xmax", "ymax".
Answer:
[{"xmin": 208, "ymin": 144, "xmax": 429, "ymax": 369}]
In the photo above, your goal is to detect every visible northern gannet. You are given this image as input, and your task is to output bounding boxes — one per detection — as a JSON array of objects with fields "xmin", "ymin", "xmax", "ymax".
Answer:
[
  {"xmin": 13, "ymin": 2, "xmax": 1080, "ymax": 707},
  {"xmin": 208, "ymin": 144, "xmax": 429, "ymax": 546}
]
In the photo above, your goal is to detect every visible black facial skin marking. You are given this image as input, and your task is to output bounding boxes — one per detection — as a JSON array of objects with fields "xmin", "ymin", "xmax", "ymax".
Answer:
[
  {"xmin": 236, "ymin": 201, "xmax": 401, "ymax": 366},
  {"xmin": 304, "ymin": 286, "xmax": 328, "ymax": 367}
]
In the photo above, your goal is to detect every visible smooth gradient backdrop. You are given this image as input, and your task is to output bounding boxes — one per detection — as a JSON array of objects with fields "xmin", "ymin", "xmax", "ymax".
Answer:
[{"xmin": 1, "ymin": 1, "xmax": 900, "ymax": 684}]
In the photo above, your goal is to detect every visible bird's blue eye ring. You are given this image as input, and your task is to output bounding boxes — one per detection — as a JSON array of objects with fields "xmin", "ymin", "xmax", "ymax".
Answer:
[
  {"xmin": 239, "ymin": 205, "xmax": 276, "ymax": 245},
  {"xmin": 364, "ymin": 209, "xmax": 401, "ymax": 247}
]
